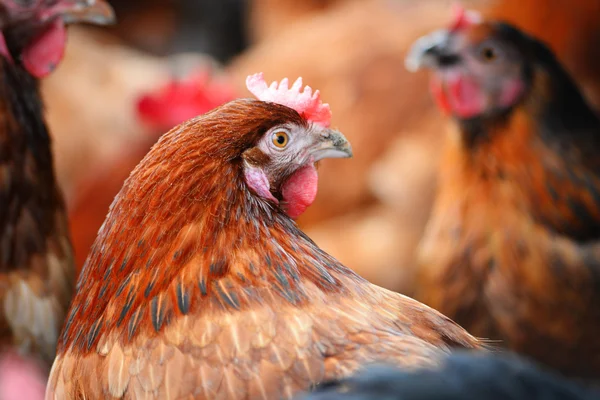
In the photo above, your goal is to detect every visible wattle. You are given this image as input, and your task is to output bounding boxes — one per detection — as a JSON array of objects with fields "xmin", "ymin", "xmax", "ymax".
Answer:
[
  {"xmin": 281, "ymin": 164, "xmax": 318, "ymax": 219},
  {"xmin": 22, "ymin": 19, "xmax": 67, "ymax": 79},
  {"xmin": 430, "ymin": 75, "xmax": 452, "ymax": 116},
  {"xmin": 431, "ymin": 72, "xmax": 486, "ymax": 119}
]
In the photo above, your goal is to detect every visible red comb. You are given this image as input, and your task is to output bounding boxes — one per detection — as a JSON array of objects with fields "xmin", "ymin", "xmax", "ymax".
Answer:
[
  {"xmin": 450, "ymin": 3, "xmax": 482, "ymax": 31},
  {"xmin": 246, "ymin": 72, "xmax": 332, "ymax": 127}
]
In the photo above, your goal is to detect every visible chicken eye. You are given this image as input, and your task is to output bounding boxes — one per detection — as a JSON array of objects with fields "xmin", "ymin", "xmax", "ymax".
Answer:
[
  {"xmin": 481, "ymin": 47, "xmax": 496, "ymax": 62},
  {"xmin": 272, "ymin": 131, "xmax": 289, "ymax": 148}
]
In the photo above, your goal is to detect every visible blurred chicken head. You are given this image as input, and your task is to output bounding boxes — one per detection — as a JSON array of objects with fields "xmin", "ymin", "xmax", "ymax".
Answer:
[
  {"xmin": 0, "ymin": 0, "xmax": 115, "ymax": 77},
  {"xmin": 406, "ymin": 5, "xmax": 530, "ymax": 121}
]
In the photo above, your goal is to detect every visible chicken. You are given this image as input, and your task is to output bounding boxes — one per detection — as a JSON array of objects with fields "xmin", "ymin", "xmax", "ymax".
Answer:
[
  {"xmin": 407, "ymin": 6, "xmax": 600, "ymax": 379},
  {"xmin": 0, "ymin": 0, "xmax": 114, "ymax": 396},
  {"xmin": 47, "ymin": 73, "xmax": 482, "ymax": 399},
  {"xmin": 297, "ymin": 352, "xmax": 600, "ymax": 400}
]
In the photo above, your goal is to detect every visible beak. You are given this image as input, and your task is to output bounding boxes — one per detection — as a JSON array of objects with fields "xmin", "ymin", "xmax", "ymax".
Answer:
[
  {"xmin": 405, "ymin": 29, "xmax": 453, "ymax": 72},
  {"xmin": 311, "ymin": 129, "xmax": 353, "ymax": 162},
  {"xmin": 53, "ymin": 0, "xmax": 116, "ymax": 26}
]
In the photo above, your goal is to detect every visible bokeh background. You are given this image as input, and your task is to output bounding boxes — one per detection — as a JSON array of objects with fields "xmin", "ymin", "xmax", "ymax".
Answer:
[{"xmin": 50, "ymin": 0, "xmax": 600, "ymax": 295}]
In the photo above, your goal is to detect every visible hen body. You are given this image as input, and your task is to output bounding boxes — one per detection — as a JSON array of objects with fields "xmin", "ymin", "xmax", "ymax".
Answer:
[
  {"xmin": 410, "ymin": 12, "xmax": 600, "ymax": 379},
  {"xmin": 48, "ymin": 98, "xmax": 481, "ymax": 399}
]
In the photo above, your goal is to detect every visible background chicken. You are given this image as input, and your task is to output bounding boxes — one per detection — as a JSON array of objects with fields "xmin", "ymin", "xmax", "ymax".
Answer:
[
  {"xmin": 47, "ymin": 74, "xmax": 481, "ymax": 399},
  {"xmin": 408, "ymin": 7, "xmax": 600, "ymax": 380},
  {"xmin": 297, "ymin": 352, "xmax": 600, "ymax": 400},
  {"xmin": 0, "ymin": 0, "xmax": 114, "ymax": 398}
]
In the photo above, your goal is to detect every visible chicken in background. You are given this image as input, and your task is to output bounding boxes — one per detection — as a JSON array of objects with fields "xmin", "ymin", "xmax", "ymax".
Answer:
[
  {"xmin": 47, "ymin": 74, "xmax": 482, "ymax": 399},
  {"xmin": 297, "ymin": 352, "xmax": 600, "ymax": 400},
  {"xmin": 68, "ymin": 64, "xmax": 238, "ymax": 271},
  {"xmin": 0, "ymin": 1, "xmax": 114, "ymax": 399},
  {"xmin": 408, "ymin": 7, "xmax": 600, "ymax": 380}
]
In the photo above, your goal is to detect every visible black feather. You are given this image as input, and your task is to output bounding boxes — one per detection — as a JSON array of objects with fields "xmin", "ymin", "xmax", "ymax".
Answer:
[{"xmin": 298, "ymin": 352, "xmax": 599, "ymax": 400}]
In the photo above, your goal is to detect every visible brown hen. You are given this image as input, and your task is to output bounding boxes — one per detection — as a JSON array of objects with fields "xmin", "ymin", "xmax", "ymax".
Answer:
[
  {"xmin": 408, "ymin": 7, "xmax": 600, "ymax": 380},
  {"xmin": 47, "ymin": 74, "xmax": 482, "ymax": 399}
]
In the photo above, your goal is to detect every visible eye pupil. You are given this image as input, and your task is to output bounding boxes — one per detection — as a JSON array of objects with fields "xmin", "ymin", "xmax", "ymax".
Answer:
[
  {"xmin": 482, "ymin": 47, "xmax": 495, "ymax": 61},
  {"xmin": 277, "ymin": 135, "xmax": 285, "ymax": 144}
]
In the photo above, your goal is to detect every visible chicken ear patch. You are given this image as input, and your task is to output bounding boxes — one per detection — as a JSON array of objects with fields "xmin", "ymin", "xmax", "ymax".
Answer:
[
  {"xmin": 22, "ymin": 19, "xmax": 67, "ymax": 78},
  {"xmin": 244, "ymin": 164, "xmax": 279, "ymax": 205},
  {"xmin": 432, "ymin": 73, "xmax": 486, "ymax": 119}
]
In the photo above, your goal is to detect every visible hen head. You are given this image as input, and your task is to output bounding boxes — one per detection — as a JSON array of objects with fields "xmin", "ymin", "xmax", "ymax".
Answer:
[
  {"xmin": 184, "ymin": 74, "xmax": 349, "ymax": 220},
  {"xmin": 239, "ymin": 74, "xmax": 350, "ymax": 218},
  {"xmin": 406, "ymin": 6, "xmax": 600, "ymax": 239},
  {"xmin": 242, "ymin": 114, "xmax": 351, "ymax": 219},
  {"xmin": 126, "ymin": 73, "xmax": 351, "ymax": 224},
  {"xmin": 405, "ymin": 5, "xmax": 550, "ymax": 124},
  {"xmin": 0, "ymin": 0, "xmax": 115, "ymax": 78}
]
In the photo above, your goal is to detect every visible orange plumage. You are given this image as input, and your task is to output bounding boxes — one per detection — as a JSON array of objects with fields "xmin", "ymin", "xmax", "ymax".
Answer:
[
  {"xmin": 409, "ymin": 9, "xmax": 600, "ymax": 379},
  {"xmin": 48, "ymin": 81, "xmax": 482, "ymax": 398}
]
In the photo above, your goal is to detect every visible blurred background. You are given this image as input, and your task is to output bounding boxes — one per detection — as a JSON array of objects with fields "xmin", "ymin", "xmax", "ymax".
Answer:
[{"xmin": 52, "ymin": 0, "xmax": 600, "ymax": 295}]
